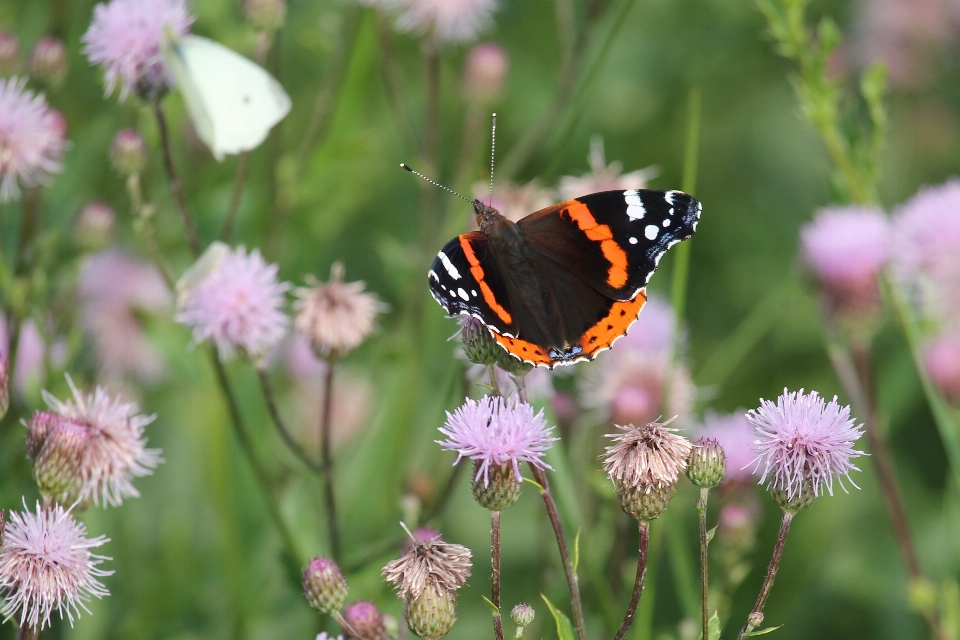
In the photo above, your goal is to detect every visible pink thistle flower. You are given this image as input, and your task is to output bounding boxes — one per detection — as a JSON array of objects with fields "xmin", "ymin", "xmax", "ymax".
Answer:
[
  {"xmin": 0, "ymin": 78, "xmax": 66, "ymax": 202},
  {"xmin": 923, "ymin": 333, "xmax": 960, "ymax": 404},
  {"xmin": 176, "ymin": 244, "xmax": 290, "ymax": 361},
  {"xmin": 747, "ymin": 389, "xmax": 865, "ymax": 500},
  {"xmin": 472, "ymin": 179, "xmax": 553, "ymax": 224},
  {"xmin": 462, "ymin": 42, "xmax": 508, "ymax": 102},
  {"xmin": 557, "ymin": 136, "xmax": 657, "ymax": 201},
  {"xmin": 82, "ymin": 0, "xmax": 194, "ymax": 100},
  {"xmin": 0, "ymin": 501, "xmax": 111, "ymax": 630},
  {"xmin": 393, "ymin": 0, "xmax": 497, "ymax": 43},
  {"xmin": 77, "ymin": 249, "xmax": 171, "ymax": 381},
  {"xmin": 800, "ymin": 206, "xmax": 891, "ymax": 286},
  {"xmin": 42, "ymin": 375, "xmax": 162, "ymax": 507},
  {"xmin": 602, "ymin": 419, "xmax": 693, "ymax": 492},
  {"xmin": 437, "ymin": 395, "xmax": 557, "ymax": 486},
  {"xmin": 698, "ymin": 412, "xmax": 758, "ymax": 485}
]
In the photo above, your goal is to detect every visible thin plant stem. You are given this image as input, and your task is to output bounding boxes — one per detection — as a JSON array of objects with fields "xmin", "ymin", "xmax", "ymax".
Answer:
[
  {"xmin": 735, "ymin": 511, "xmax": 794, "ymax": 640},
  {"xmin": 126, "ymin": 174, "xmax": 176, "ymax": 290},
  {"xmin": 492, "ymin": 510, "xmax": 505, "ymax": 640},
  {"xmin": 220, "ymin": 152, "xmax": 250, "ymax": 242},
  {"xmin": 512, "ymin": 373, "xmax": 586, "ymax": 640},
  {"xmin": 208, "ymin": 350, "xmax": 303, "ymax": 567},
  {"xmin": 16, "ymin": 625, "xmax": 41, "ymax": 640},
  {"xmin": 154, "ymin": 102, "xmax": 202, "ymax": 257},
  {"xmin": 257, "ymin": 368, "xmax": 324, "ymax": 474},
  {"xmin": 613, "ymin": 520, "xmax": 649, "ymax": 640},
  {"xmin": 333, "ymin": 610, "xmax": 362, "ymax": 639},
  {"xmin": 487, "ymin": 364, "xmax": 502, "ymax": 397},
  {"xmin": 697, "ymin": 488, "xmax": 710, "ymax": 640},
  {"xmin": 320, "ymin": 357, "xmax": 342, "ymax": 562},
  {"xmin": 421, "ymin": 460, "xmax": 465, "ymax": 524}
]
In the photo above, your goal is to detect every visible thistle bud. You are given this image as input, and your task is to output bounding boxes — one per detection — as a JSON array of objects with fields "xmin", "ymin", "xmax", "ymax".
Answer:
[
  {"xmin": 463, "ymin": 43, "xmax": 508, "ymax": 103},
  {"xmin": 25, "ymin": 411, "xmax": 60, "ymax": 460},
  {"xmin": 617, "ymin": 483, "xmax": 673, "ymax": 522},
  {"xmin": 510, "ymin": 603, "xmax": 534, "ymax": 628},
  {"xmin": 0, "ymin": 32, "xmax": 19, "ymax": 75},
  {"xmin": 33, "ymin": 419, "xmax": 89, "ymax": 498},
  {"xmin": 461, "ymin": 316, "xmax": 500, "ymax": 365},
  {"xmin": 109, "ymin": 129, "xmax": 148, "ymax": 176},
  {"xmin": 405, "ymin": 584, "xmax": 457, "ymax": 640},
  {"xmin": 244, "ymin": 0, "xmax": 287, "ymax": 32},
  {"xmin": 770, "ymin": 478, "xmax": 816, "ymax": 514},
  {"xmin": 471, "ymin": 461, "xmax": 521, "ymax": 511},
  {"xmin": 30, "ymin": 37, "xmax": 67, "ymax": 87},
  {"xmin": 343, "ymin": 600, "xmax": 388, "ymax": 640},
  {"xmin": 73, "ymin": 201, "xmax": 116, "ymax": 251},
  {"xmin": 686, "ymin": 438, "xmax": 726, "ymax": 489},
  {"xmin": 0, "ymin": 358, "xmax": 8, "ymax": 421},
  {"xmin": 303, "ymin": 556, "xmax": 348, "ymax": 614},
  {"xmin": 496, "ymin": 350, "xmax": 532, "ymax": 376}
]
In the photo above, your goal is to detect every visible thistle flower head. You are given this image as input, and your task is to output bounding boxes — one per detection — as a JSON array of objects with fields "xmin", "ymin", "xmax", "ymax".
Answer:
[
  {"xmin": 0, "ymin": 78, "xmax": 66, "ymax": 202},
  {"xmin": 924, "ymin": 333, "xmax": 960, "ymax": 404},
  {"xmin": 343, "ymin": 600, "xmax": 388, "ymax": 640},
  {"xmin": 176, "ymin": 244, "xmax": 290, "ymax": 362},
  {"xmin": 463, "ymin": 42, "xmax": 508, "ymax": 102},
  {"xmin": 602, "ymin": 419, "xmax": 693, "ymax": 492},
  {"xmin": 472, "ymin": 180, "xmax": 553, "ymax": 224},
  {"xmin": 393, "ymin": 0, "xmax": 497, "ymax": 43},
  {"xmin": 557, "ymin": 136, "xmax": 657, "ymax": 201},
  {"xmin": 0, "ymin": 501, "xmax": 111, "ymax": 630},
  {"xmin": 302, "ymin": 556, "xmax": 348, "ymax": 614},
  {"xmin": 82, "ymin": 0, "xmax": 194, "ymax": 100},
  {"xmin": 382, "ymin": 533, "xmax": 472, "ymax": 599},
  {"xmin": 30, "ymin": 38, "xmax": 68, "ymax": 87},
  {"xmin": 436, "ymin": 395, "xmax": 557, "ymax": 487},
  {"xmin": 41, "ymin": 375, "xmax": 162, "ymax": 507},
  {"xmin": 800, "ymin": 205, "xmax": 891, "ymax": 285},
  {"xmin": 294, "ymin": 262, "xmax": 384, "ymax": 357},
  {"xmin": 747, "ymin": 389, "xmax": 865, "ymax": 501}
]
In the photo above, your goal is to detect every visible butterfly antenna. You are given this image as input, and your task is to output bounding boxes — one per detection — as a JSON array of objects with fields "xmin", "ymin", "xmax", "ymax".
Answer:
[
  {"xmin": 488, "ymin": 113, "xmax": 497, "ymax": 206},
  {"xmin": 400, "ymin": 164, "xmax": 472, "ymax": 203}
]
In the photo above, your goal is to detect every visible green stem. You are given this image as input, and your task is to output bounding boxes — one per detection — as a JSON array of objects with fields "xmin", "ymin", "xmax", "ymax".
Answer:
[
  {"xmin": 735, "ymin": 511, "xmax": 793, "ymax": 640},
  {"xmin": 257, "ymin": 368, "xmax": 324, "ymax": 474},
  {"xmin": 613, "ymin": 520, "xmax": 649, "ymax": 640},
  {"xmin": 154, "ymin": 102, "xmax": 202, "ymax": 257},
  {"xmin": 220, "ymin": 152, "xmax": 250, "ymax": 242},
  {"xmin": 698, "ymin": 488, "xmax": 710, "ymax": 640},
  {"xmin": 492, "ymin": 509, "xmax": 505, "ymax": 640},
  {"xmin": 320, "ymin": 357, "xmax": 342, "ymax": 562}
]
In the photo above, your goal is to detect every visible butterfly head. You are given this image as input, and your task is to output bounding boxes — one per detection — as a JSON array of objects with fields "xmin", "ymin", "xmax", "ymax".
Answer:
[{"xmin": 473, "ymin": 199, "xmax": 503, "ymax": 232}]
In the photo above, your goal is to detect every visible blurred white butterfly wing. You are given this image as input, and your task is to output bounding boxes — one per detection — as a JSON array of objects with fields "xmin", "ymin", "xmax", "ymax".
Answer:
[{"xmin": 164, "ymin": 35, "xmax": 291, "ymax": 161}]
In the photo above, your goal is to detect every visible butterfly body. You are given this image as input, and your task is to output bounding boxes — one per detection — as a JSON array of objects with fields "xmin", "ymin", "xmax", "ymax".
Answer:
[{"xmin": 429, "ymin": 189, "xmax": 701, "ymax": 368}]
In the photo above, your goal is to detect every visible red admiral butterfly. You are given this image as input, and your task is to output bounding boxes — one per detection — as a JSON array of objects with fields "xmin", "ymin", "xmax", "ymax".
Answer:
[{"xmin": 428, "ymin": 188, "xmax": 701, "ymax": 368}]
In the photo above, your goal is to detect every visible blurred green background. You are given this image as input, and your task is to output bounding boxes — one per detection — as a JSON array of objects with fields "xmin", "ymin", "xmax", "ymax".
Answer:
[{"xmin": 2, "ymin": 0, "xmax": 960, "ymax": 638}]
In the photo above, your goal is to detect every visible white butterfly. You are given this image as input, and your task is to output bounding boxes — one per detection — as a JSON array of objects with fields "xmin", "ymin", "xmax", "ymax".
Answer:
[{"xmin": 162, "ymin": 35, "xmax": 291, "ymax": 161}]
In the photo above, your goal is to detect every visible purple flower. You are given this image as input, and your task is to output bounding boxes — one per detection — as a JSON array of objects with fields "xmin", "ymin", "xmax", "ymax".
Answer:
[
  {"xmin": 747, "ymin": 389, "xmax": 865, "ymax": 499},
  {"xmin": 699, "ymin": 412, "xmax": 758, "ymax": 485},
  {"xmin": 463, "ymin": 42, "xmax": 508, "ymax": 102},
  {"xmin": 82, "ymin": 0, "xmax": 194, "ymax": 100},
  {"xmin": 800, "ymin": 205, "xmax": 891, "ymax": 285},
  {"xmin": 393, "ymin": 0, "xmax": 497, "ymax": 43},
  {"xmin": 42, "ymin": 375, "xmax": 162, "ymax": 507},
  {"xmin": 0, "ymin": 501, "xmax": 111, "ymax": 629},
  {"xmin": 923, "ymin": 333, "xmax": 960, "ymax": 404},
  {"xmin": 557, "ymin": 136, "xmax": 657, "ymax": 202},
  {"xmin": 437, "ymin": 396, "xmax": 557, "ymax": 486},
  {"xmin": 176, "ymin": 244, "xmax": 290, "ymax": 361},
  {"xmin": 0, "ymin": 78, "xmax": 66, "ymax": 202}
]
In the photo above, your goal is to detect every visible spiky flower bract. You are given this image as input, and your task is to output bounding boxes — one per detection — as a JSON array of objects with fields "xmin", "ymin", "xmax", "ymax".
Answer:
[
  {"xmin": 698, "ymin": 412, "xmax": 758, "ymax": 486},
  {"xmin": 82, "ymin": 0, "xmax": 194, "ymax": 100},
  {"xmin": 42, "ymin": 375, "xmax": 162, "ymax": 507},
  {"xmin": 0, "ymin": 78, "xmax": 66, "ymax": 202},
  {"xmin": 436, "ymin": 395, "xmax": 557, "ymax": 487},
  {"xmin": 382, "ymin": 535, "xmax": 472, "ymax": 599},
  {"xmin": 747, "ymin": 389, "xmax": 865, "ymax": 501},
  {"xmin": 0, "ymin": 502, "xmax": 111, "ymax": 630},
  {"xmin": 176, "ymin": 245, "xmax": 290, "ymax": 362},
  {"xmin": 602, "ymin": 419, "xmax": 693, "ymax": 492},
  {"xmin": 302, "ymin": 556, "xmax": 348, "ymax": 614}
]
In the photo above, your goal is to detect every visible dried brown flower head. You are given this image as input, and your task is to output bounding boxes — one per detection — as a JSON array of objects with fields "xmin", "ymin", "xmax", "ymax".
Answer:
[
  {"xmin": 382, "ymin": 532, "xmax": 472, "ymax": 599},
  {"xmin": 294, "ymin": 262, "xmax": 385, "ymax": 357},
  {"xmin": 602, "ymin": 419, "xmax": 693, "ymax": 492}
]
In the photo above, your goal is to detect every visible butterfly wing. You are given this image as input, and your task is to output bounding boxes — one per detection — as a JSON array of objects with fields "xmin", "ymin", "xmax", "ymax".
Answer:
[
  {"xmin": 518, "ymin": 189, "xmax": 701, "ymax": 300},
  {"xmin": 163, "ymin": 35, "xmax": 291, "ymax": 161}
]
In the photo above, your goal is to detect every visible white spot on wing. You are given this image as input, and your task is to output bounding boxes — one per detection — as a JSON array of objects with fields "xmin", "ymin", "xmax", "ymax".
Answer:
[
  {"xmin": 457, "ymin": 288, "xmax": 469, "ymax": 301},
  {"xmin": 629, "ymin": 237, "xmax": 638, "ymax": 244},
  {"xmin": 665, "ymin": 191, "xmax": 676, "ymax": 204},
  {"xmin": 662, "ymin": 218, "xmax": 671, "ymax": 227},
  {"xmin": 644, "ymin": 224, "xmax": 658, "ymax": 240},
  {"xmin": 471, "ymin": 290, "xmax": 477, "ymax": 296},
  {"xmin": 626, "ymin": 204, "xmax": 645, "ymax": 220},
  {"xmin": 437, "ymin": 251, "xmax": 461, "ymax": 280},
  {"xmin": 428, "ymin": 270, "xmax": 439, "ymax": 281}
]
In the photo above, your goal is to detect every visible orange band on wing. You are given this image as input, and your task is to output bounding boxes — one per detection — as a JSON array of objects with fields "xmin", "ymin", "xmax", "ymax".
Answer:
[
  {"xmin": 565, "ymin": 201, "xmax": 629, "ymax": 289},
  {"xmin": 577, "ymin": 289, "xmax": 647, "ymax": 357},
  {"xmin": 493, "ymin": 333, "xmax": 553, "ymax": 366},
  {"xmin": 460, "ymin": 236, "xmax": 513, "ymax": 325}
]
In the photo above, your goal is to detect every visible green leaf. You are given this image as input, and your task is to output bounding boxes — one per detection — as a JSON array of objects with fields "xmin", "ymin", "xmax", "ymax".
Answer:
[
  {"xmin": 573, "ymin": 528, "xmax": 581, "ymax": 576},
  {"xmin": 704, "ymin": 612, "xmax": 721, "ymax": 640},
  {"xmin": 523, "ymin": 477, "xmax": 545, "ymax": 493},
  {"xmin": 706, "ymin": 526, "xmax": 717, "ymax": 545},
  {"xmin": 481, "ymin": 596, "xmax": 501, "ymax": 617},
  {"xmin": 540, "ymin": 594, "xmax": 576, "ymax": 640},
  {"xmin": 745, "ymin": 625, "xmax": 783, "ymax": 636}
]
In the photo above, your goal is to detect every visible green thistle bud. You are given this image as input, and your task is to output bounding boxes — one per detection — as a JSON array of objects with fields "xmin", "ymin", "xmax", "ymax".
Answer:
[
  {"xmin": 686, "ymin": 438, "xmax": 726, "ymax": 489},
  {"xmin": 616, "ymin": 482, "xmax": 673, "ymax": 522},
  {"xmin": 471, "ymin": 461, "xmax": 521, "ymax": 511},
  {"xmin": 343, "ymin": 600, "xmax": 388, "ymax": 640},
  {"xmin": 405, "ymin": 584, "xmax": 457, "ymax": 640},
  {"xmin": 30, "ymin": 37, "xmax": 67, "ymax": 88},
  {"xmin": 73, "ymin": 201, "xmax": 116, "ymax": 252},
  {"xmin": 109, "ymin": 129, "xmax": 148, "ymax": 176},
  {"xmin": 303, "ymin": 556, "xmax": 348, "ymax": 614},
  {"xmin": 510, "ymin": 603, "xmax": 534, "ymax": 628},
  {"xmin": 496, "ymin": 349, "xmax": 533, "ymax": 376},
  {"xmin": 244, "ymin": 0, "xmax": 287, "ymax": 33},
  {"xmin": 33, "ymin": 418, "xmax": 89, "ymax": 498},
  {"xmin": 770, "ymin": 478, "xmax": 817, "ymax": 514},
  {"xmin": 461, "ymin": 317, "xmax": 501, "ymax": 365}
]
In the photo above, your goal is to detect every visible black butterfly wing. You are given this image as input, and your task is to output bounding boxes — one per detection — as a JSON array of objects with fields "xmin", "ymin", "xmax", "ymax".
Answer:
[
  {"xmin": 518, "ymin": 189, "xmax": 701, "ymax": 300},
  {"xmin": 428, "ymin": 231, "xmax": 518, "ymax": 337}
]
